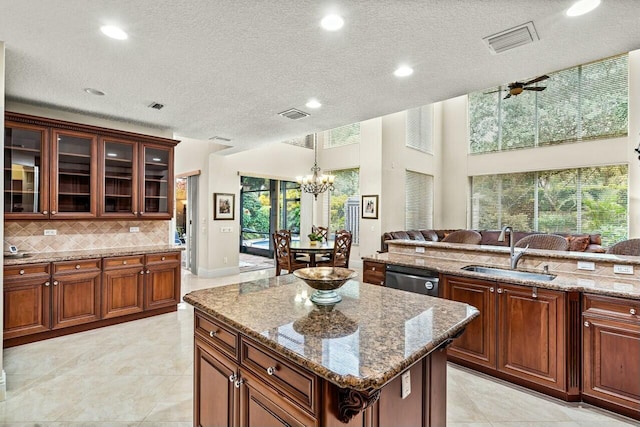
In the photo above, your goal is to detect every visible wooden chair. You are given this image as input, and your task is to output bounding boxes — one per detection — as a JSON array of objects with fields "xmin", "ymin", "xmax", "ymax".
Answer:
[
  {"xmin": 441, "ymin": 229, "xmax": 482, "ymax": 245},
  {"xmin": 318, "ymin": 230, "xmax": 352, "ymax": 268},
  {"xmin": 311, "ymin": 225, "xmax": 328, "ymax": 241},
  {"xmin": 606, "ymin": 238, "xmax": 640, "ymax": 256},
  {"xmin": 273, "ymin": 231, "xmax": 307, "ymax": 276},
  {"xmin": 515, "ymin": 234, "xmax": 569, "ymax": 251}
]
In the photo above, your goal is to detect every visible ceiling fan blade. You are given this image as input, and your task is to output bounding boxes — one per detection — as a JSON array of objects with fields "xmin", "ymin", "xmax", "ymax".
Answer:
[
  {"xmin": 503, "ymin": 93, "xmax": 512, "ymax": 99},
  {"xmin": 524, "ymin": 75, "xmax": 549, "ymax": 85},
  {"xmin": 523, "ymin": 86, "xmax": 546, "ymax": 91}
]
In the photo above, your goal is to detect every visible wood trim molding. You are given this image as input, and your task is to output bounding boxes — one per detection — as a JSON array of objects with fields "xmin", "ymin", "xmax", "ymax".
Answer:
[
  {"xmin": 337, "ymin": 388, "xmax": 381, "ymax": 423},
  {"xmin": 176, "ymin": 170, "xmax": 201, "ymax": 178}
]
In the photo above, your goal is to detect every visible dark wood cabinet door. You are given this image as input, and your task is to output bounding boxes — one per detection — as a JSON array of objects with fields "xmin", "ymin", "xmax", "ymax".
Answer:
[
  {"xmin": 139, "ymin": 143, "xmax": 174, "ymax": 219},
  {"xmin": 51, "ymin": 129, "xmax": 98, "ymax": 219},
  {"xmin": 144, "ymin": 256, "xmax": 181, "ymax": 310},
  {"xmin": 102, "ymin": 267, "xmax": 145, "ymax": 319},
  {"xmin": 583, "ymin": 315, "xmax": 640, "ymax": 415},
  {"xmin": 98, "ymin": 137, "xmax": 139, "ymax": 218},
  {"xmin": 195, "ymin": 338, "xmax": 239, "ymax": 427},
  {"xmin": 497, "ymin": 284, "xmax": 565, "ymax": 391},
  {"xmin": 4, "ymin": 120, "xmax": 50, "ymax": 220},
  {"xmin": 51, "ymin": 270, "xmax": 102, "ymax": 329},
  {"xmin": 444, "ymin": 276, "xmax": 497, "ymax": 369},
  {"xmin": 362, "ymin": 261, "xmax": 385, "ymax": 285},
  {"xmin": 3, "ymin": 279, "xmax": 51, "ymax": 339},
  {"xmin": 239, "ymin": 369, "xmax": 317, "ymax": 427}
]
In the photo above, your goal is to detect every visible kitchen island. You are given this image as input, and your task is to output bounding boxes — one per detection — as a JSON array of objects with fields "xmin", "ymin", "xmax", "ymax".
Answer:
[{"xmin": 183, "ymin": 274, "xmax": 478, "ymax": 427}]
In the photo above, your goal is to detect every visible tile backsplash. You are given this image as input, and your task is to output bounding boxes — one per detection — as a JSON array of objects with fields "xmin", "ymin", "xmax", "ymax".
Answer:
[{"xmin": 4, "ymin": 221, "xmax": 170, "ymax": 253}]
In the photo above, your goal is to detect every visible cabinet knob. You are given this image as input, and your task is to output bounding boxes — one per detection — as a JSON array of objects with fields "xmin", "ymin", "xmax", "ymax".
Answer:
[
  {"xmin": 146, "ymin": 270, "xmax": 150, "ymax": 274},
  {"xmin": 133, "ymin": 212, "xmax": 138, "ymax": 215},
  {"xmin": 51, "ymin": 211, "xmax": 57, "ymax": 215},
  {"xmin": 584, "ymin": 321, "xmax": 590, "ymax": 327},
  {"xmin": 532, "ymin": 287, "xmax": 537, "ymax": 299},
  {"xmin": 372, "ymin": 267, "xmax": 376, "ymax": 271},
  {"xmin": 490, "ymin": 287, "xmax": 494, "ymax": 293},
  {"xmin": 209, "ymin": 330, "xmax": 218, "ymax": 338},
  {"xmin": 123, "ymin": 260, "xmax": 127, "ymax": 265},
  {"xmin": 161, "ymin": 256, "xmax": 166, "ymax": 261},
  {"xmin": 140, "ymin": 211, "xmax": 144, "ymax": 215},
  {"xmin": 497, "ymin": 288, "xmax": 503, "ymax": 294},
  {"xmin": 43, "ymin": 210, "xmax": 48, "ymax": 215},
  {"xmin": 266, "ymin": 366, "xmax": 277, "ymax": 376},
  {"xmin": 631, "ymin": 308, "xmax": 637, "ymax": 315},
  {"xmin": 140, "ymin": 270, "xmax": 145, "ymax": 275},
  {"xmin": 228, "ymin": 374, "xmax": 237, "ymax": 382},
  {"xmin": 75, "ymin": 264, "xmax": 81, "ymax": 269},
  {"xmin": 53, "ymin": 281, "xmax": 59, "ymax": 286},
  {"xmin": 44, "ymin": 281, "xmax": 50, "ymax": 287},
  {"xmin": 19, "ymin": 269, "xmax": 25, "ymax": 275},
  {"xmin": 234, "ymin": 379, "xmax": 244, "ymax": 389}
]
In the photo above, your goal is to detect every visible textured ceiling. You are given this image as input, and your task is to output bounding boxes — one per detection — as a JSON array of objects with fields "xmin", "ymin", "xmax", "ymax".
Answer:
[{"xmin": 1, "ymin": 0, "xmax": 639, "ymax": 153}]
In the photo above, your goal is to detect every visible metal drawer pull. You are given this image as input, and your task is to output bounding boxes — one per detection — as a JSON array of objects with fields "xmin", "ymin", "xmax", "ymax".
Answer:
[
  {"xmin": 43, "ymin": 211, "xmax": 48, "ymax": 215},
  {"xmin": 51, "ymin": 211, "xmax": 57, "ymax": 215},
  {"xmin": 44, "ymin": 281, "xmax": 50, "ymax": 287},
  {"xmin": 161, "ymin": 256, "xmax": 166, "ymax": 261},
  {"xmin": 266, "ymin": 366, "xmax": 277, "ymax": 376},
  {"xmin": 140, "ymin": 270, "xmax": 145, "ymax": 275},
  {"xmin": 53, "ymin": 281, "xmax": 59, "ymax": 286},
  {"xmin": 532, "ymin": 287, "xmax": 537, "ymax": 299},
  {"xmin": 490, "ymin": 287, "xmax": 494, "ymax": 293},
  {"xmin": 123, "ymin": 260, "xmax": 127, "ymax": 265},
  {"xmin": 75, "ymin": 264, "xmax": 81, "ymax": 269},
  {"xmin": 234, "ymin": 379, "xmax": 244, "ymax": 388},
  {"xmin": 19, "ymin": 269, "xmax": 25, "ymax": 275},
  {"xmin": 146, "ymin": 270, "xmax": 150, "ymax": 274},
  {"xmin": 631, "ymin": 308, "xmax": 637, "ymax": 315},
  {"xmin": 209, "ymin": 330, "xmax": 218, "ymax": 338},
  {"xmin": 584, "ymin": 321, "xmax": 589, "ymax": 327},
  {"xmin": 228, "ymin": 374, "xmax": 237, "ymax": 382},
  {"xmin": 497, "ymin": 288, "xmax": 503, "ymax": 294}
]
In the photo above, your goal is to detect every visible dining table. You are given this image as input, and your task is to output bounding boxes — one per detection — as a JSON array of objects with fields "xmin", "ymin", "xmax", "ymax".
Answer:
[{"xmin": 290, "ymin": 239, "xmax": 334, "ymax": 267}]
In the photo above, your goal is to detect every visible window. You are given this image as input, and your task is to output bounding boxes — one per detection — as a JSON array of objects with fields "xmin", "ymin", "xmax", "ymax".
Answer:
[
  {"xmin": 406, "ymin": 104, "xmax": 433, "ymax": 153},
  {"xmin": 405, "ymin": 170, "xmax": 434, "ymax": 229},
  {"xmin": 469, "ymin": 55, "xmax": 628, "ymax": 154},
  {"xmin": 323, "ymin": 123, "xmax": 361, "ymax": 148},
  {"xmin": 282, "ymin": 134, "xmax": 314, "ymax": 149},
  {"xmin": 326, "ymin": 168, "xmax": 360, "ymax": 244},
  {"xmin": 470, "ymin": 165, "xmax": 628, "ymax": 246}
]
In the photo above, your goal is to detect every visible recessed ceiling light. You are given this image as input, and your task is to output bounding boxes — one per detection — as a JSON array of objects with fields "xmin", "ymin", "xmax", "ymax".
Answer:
[
  {"xmin": 566, "ymin": 0, "xmax": 601, "ymax": 17},
  {"xmin": 306, "ymin": 99, "xmax": 322, "ymax": 109},
  {"xmin": 84, "ymin": 88, "xmax": 105, "ymax": 96},
  {"xmin": 321, "ymin": 14, "xmax": 344, "ymax": 31},
  {"xmin": 394, "ymin": 66, "xmax": 414, "ymax": 77},
  {"xmin": 100, "ymin": 25, "xmax": 128, "ymax": 40}
]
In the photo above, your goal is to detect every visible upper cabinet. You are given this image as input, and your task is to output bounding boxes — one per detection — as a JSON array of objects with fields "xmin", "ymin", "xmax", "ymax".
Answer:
[{"xmin": 5, "ymin": 112, "xmax": 179, "ymax": 220}]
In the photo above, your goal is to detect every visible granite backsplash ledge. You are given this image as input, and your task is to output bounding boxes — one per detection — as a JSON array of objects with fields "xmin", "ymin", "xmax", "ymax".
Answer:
[{"xmin": 4, "ymin": 220, "xmax": 171, "ymax": 253}]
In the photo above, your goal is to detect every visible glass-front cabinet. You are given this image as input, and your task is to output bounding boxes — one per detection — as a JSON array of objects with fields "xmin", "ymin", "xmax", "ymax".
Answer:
[
  {"xmin": 4, "ymin": 122, "xmax": 49, "ymax": 219},
  {"xmin": 140, "ymin": 144, "xmax": 173, "ymax": 218},
  {"xmin": 99, "ymin": 138, "xmax": 138, "ymax": 218}
]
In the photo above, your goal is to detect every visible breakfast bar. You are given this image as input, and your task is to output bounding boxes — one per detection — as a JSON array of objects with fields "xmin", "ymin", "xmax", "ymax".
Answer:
[{"xmin": 183, "ymin": 273, "xmax": 478, "ymax": 426}]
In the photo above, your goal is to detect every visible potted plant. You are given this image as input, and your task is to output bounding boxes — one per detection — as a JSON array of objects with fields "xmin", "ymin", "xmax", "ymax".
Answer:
[{"xmin": 308, "ymin": 232, "xmax": 323, "ymax": 246}]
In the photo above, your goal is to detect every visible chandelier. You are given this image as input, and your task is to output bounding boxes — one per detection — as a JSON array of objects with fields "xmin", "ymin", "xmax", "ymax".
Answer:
[{"xmin": 296, "ymin": 135, "xmax": 335, "ymax": 200}]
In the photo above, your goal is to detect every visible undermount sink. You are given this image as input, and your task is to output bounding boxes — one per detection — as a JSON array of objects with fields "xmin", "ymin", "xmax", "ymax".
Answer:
[
  {"xmin": 3, "ymin": 253, "xmax": 34, "ymax": 259},
  {"xmin": 462, "ymin": 265, "xmax": 556, "ymax": 282}
]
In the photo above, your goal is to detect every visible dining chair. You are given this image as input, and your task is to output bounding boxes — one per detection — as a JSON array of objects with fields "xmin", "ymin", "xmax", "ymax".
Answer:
[
  {"xmin": 311, "ymin": 225, "xmax": 329, "ymax": 241},
  {"xmin": 273, "ymin": 231, "xmax": 307, "ymax": 276},
  {"xmin": 318, "ymin": 230, "xmax": 352, "ymax": 268}
]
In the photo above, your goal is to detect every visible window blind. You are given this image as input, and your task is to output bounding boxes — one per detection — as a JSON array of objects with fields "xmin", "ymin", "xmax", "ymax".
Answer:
[
  {"xmin": 405, "ymin": 170, "xmax": 434, "ymax": 230},
  {"xmin": 406, "ymin": 104, "xmax": 433, "ymax": 153}
]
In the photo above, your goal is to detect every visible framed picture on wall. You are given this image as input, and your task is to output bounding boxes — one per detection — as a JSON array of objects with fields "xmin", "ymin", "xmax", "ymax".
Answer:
[
  {"xmin": 361, "ymin": 195, "xmax": 379, "ymax": 219},
  {"xmin": 214, "ymin": 193, "xmax": 235, "ymax": 220}
]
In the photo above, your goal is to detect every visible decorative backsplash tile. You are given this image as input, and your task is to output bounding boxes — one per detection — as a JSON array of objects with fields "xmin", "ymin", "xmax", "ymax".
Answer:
[{"xmin": 4, "ymin": 220, "xmax": 170, "ymax": 253}]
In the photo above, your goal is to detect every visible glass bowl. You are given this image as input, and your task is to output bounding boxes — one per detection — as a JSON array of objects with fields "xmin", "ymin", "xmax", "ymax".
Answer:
[{"xmin": 293, "ymin": 267, "xmax": 357, "ymax": 305}]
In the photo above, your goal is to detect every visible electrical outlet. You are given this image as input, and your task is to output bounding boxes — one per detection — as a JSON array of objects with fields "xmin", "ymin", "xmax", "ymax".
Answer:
[
  {"xmin": 415, "ymin": 247, "xmax": 425, "ymax": 253},
  {"xmin": 401, "ymin": 371, "xmax": 411, "ymax": 399},
  {"xmin": 129, "ymin": 226, "xmax": 139, "ymax": 233},
  {"xmin": 44, "ymin": 229, "xmax": 57, "ymax": 236},
  {"xmin": 577, "ymin": 261, "xmax": 595, "ymax": 271},
  {"xmin": 613, "ymin": 264, "xmax": 634, "ymax": 275}
]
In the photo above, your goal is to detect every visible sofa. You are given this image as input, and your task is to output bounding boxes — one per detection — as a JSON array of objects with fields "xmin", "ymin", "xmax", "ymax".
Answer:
[{"xmin": 381, "ymin": 229, "xmax": 605, "ymax": 253}]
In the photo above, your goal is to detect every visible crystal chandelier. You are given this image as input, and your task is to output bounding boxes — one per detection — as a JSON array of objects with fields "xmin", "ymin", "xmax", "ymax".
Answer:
[{"xmin": 296, "ymin": 135, "xmax": 335, "ymax": 200}]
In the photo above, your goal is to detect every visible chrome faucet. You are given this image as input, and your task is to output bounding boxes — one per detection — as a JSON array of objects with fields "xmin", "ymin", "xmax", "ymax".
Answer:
[{"xmin": 498, "ymin": 226, "xmax": 528, "ymax": 269}]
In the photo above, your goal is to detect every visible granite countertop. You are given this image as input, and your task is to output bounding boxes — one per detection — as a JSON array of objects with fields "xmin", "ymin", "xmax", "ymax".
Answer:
[
  {"xmin": 183, "ymin": 274, "xmax": 479, "ymax": 391},
  {"xmin": 3, "ymin": 245, "xmax": 184, "ymax": 266},
  {"xmin": 364, "ymin": 251, "xmax": 640, "ymax": 300}
]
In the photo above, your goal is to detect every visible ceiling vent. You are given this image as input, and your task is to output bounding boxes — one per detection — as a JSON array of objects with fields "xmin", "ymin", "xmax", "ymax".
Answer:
[
  {"xmin": 209, "ymin": 136, "xmax": 231, "ymax": 142},
  {"xmin": 278, "ymin": 108, "xmax": 310, "ymax": 120},
  {"xmin": 148, "ymin": 102, "xmax": 165, "ymax": 110},
  {"xmin": 483, "ymin": 22, "xmax": 539, "ymax": 54}
]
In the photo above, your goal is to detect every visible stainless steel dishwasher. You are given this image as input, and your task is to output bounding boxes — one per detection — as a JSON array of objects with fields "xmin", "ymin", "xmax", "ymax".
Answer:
[{"xmin": 385, "ymin": 264, "xmax": 440, "ymax": 297}]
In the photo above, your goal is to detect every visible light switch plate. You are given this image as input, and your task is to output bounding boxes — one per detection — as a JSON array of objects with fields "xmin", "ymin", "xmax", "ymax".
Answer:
[
  {"xmin": 401, "ymin": 371, "xmax": 411, "ymax": 399},
  {"xmin": 220, "ymin": 226, "xmax": 233, "ymax": 233},
  {"xmin": 613, "ymin": 264, "xmax": 634, "ymax": 275},
  {"xmin": 44, "ymin": 229, "xmax": 57, "ymax": 236},
  {"xmin": 415, "ymin": 247, "xmax": 425, "ymax": 253},
  {"xmin": 577, "ymin": 261, "xmax": 595, "ymax": 271}
]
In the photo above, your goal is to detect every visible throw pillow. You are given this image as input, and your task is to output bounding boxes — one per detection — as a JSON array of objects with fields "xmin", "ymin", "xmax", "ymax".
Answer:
[{"xmin": 567, "ymin": 235, "xmax": 590, "ymax": 252}]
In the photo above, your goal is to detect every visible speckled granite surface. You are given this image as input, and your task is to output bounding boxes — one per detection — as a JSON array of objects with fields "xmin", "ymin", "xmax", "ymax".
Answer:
[
  {"xmin": 183, "ymin": 274, "xmax": 479, "ymax": 391},
  {"xmin": 3, "ymin": 245, "xmax": 183, "ymax": 266},
  {"xmin": 364, "ymin": 248, "xmax": 640, "ymax": 300}
]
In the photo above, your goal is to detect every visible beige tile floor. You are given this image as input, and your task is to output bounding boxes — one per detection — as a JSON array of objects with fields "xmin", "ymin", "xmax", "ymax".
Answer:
[{"xmin": 0, "ymin": 267, "xmax": 637, "ymax": 427}]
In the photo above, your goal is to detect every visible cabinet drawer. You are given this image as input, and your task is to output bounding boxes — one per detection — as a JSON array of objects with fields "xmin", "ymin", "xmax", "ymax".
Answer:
[
  {"xmin": 240, "ymin": 338, "xmax": 318, "ymax": 414},
  {"xmin": 146, "ymin": 252, "xmax": 180, "ymax": 264},
  {"xmin": 103, "ymin": 255, "xmax": 144, "ymax": 270},
  {"xmin": 583, "ymin": 294, "xmax": 640, "ymax": 321},
  {"xmin": 195, "ymin": 311, "xmax": 239, "ymax": 360},
  {"xmin": 363, "ymin": 261, "xmax": 385, "ymax": 285},
  {"xmin": 4, "ymin": 263, "xmax": 50, "ymax": 282},
  {"xmin": 53, "ymin": 259, "xmax": 101, "ymax": 275}
]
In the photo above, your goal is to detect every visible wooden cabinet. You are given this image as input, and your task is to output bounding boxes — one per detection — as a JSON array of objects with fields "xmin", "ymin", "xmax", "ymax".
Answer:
[
  {"xmin": 363, "ymin": 260, "xmax": 385, "ymax": 285},
  {"xmin": 144, "ymin": 252, "xmax": 181, "ymax": 310},
  {"xmin": 51, "ymin": 259, "xmax": 102, "ymax": 329},
  {"xmin": 582, "ymin": 294, "xmax": 640, "ymax": 420},
  {"xmin": 4, "ymin": 112, "xmax": 178, "ymax": 220},
  {"xmin": 102, "ymin": 255, "xmax": 145, "ymax": 319},
  {"xmin": 444, "ymin": 275, "xmax": 572, "ymax": 396},
  {"xmin": 3, "ymin": 263, "xmax": 51, "ymax": 339}
]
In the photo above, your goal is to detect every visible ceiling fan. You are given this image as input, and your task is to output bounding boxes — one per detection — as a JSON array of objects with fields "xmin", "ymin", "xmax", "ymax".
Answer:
[{"xmin": 486, "ymin": 75, "xmax": 550, "ymax": 99}]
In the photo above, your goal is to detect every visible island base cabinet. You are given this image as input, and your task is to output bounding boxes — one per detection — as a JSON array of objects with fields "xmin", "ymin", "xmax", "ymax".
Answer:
[{"xmin": 583, "ymin": 294, "xmax": 640, "ymax": 420}]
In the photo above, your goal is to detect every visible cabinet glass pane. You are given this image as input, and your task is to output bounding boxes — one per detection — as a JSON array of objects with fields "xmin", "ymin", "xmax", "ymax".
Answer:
[
  {"xmin": 4, "ymin": 127, "xmax": 44, "ymax": 213},
  {"xmin": 144, "ymin": 147, "xmax": 169, "ymax": 213},
  {"xmin": 104, "ymin": 142, "xmax": 133, "ymax": 213},
  {"xmin": 57, "ymin": 134, "xmax": 93, "ymax": 212}
]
